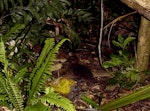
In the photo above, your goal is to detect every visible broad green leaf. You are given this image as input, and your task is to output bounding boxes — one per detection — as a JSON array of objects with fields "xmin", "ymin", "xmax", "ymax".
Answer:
[
  {"xmin": 123, "ymin": 37, "xmax": 135, "ymax": 48},
  {"xmin": 118, "ymin": 34, "xmax": 124, "ymax": 44},
  {"xmin": 112, "ymin": 40, "xmax": 122, "ymax": 49},
  {"xmin": 102, "ymin": 59, "xmax": 123, "ymax": 68},
  {"xmin": 125, "ymin": 67, "xmax": 139, "ymax": 82}
]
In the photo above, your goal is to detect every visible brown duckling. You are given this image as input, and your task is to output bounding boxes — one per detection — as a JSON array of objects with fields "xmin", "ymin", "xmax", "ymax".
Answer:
[{"xmin": 67, "ymin": 54, "xmax": 96, "ymax": 83}]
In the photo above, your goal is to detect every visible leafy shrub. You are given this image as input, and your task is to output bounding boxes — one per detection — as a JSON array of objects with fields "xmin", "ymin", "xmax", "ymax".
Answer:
[
  {"xmin": 103, "ymin": 34, "xmax": 139, "ymax": 88},
  {"xmin": 0, "ymin": 0, "xmax": 92, "ymax": 51}
]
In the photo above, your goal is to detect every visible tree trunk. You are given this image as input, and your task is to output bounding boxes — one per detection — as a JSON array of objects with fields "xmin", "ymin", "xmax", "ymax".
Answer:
[
  {"xmin": 120, "ymin": 0, "xmax": 150, "ymax": 20},
  {"xmin": 119, "ymin": 0, "xmax": 150, "ymax": 81},
  {"xmin": 137, "ymin": 16, "xmax": 150, "ymax": 81}
]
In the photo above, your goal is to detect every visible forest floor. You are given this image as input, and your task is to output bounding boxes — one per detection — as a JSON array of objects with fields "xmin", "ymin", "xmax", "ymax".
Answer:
[
  {"xmin": 52, "ymin": 7, "xmax": 150, "ymax": 110},
  {"xmin": 52, "ymin": 32, "xmax": 150, "ymax": 111}
]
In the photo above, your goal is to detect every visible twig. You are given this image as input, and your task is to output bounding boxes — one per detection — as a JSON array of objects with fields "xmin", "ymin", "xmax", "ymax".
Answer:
[
  {"xmin": 98, "ymin": 0, "xmax": 104, "ymax": 66},
  {"xmin": 106, "ymin": 11, "xmax": 137, "ymax": 54},
  {"xmin": 0, "ymin": 13, "xmax": 13, "ymax": 20},
  {"xmin": 134, "ymin": 41, "xmax": 138, "ymax": 68},
  {"xmin": 103, "ymin": 11, "xmax": 137, "ymax": 30},
  {"xmin": 107, "ymin": 23, "xmax": 114, "ymax": 48}
]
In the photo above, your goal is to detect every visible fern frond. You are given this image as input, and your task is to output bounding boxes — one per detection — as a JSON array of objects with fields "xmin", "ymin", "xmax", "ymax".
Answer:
[
  {"xmin": 0, "ymin": 72, "xmax": 8, "ymax": 100},
  {"xmin": 0, "ymin": 38, "xmax": 8, "ymax": 75},
  {"xmin": 0, "ymin": 38, "xmax": 7, "ymax": 64},
  {"xmin": 0, "ymin": 39, "xmax": 24, "ymax": 110},
  {"xmin": 24, "ymin": 101, "xmax": 48, "ymax": 111},
  {"xmin": 44, "ymin": 38, "xmax": 69, "ymax": 74},
  {"xmin": 27, "ymin": 38, "xmax": 55, "ymax": 90},
  {"xmin": 0, "ymin": 72, "xmax": 24, "ymax": 110},
  {"xmin": 41, "ymin": 87, "xmax": 76, "ymax": 111},
  {"xmin": 13, "ymin": 67, "xmax": 27, "ymax": 84},
  {"xmin": 0, "ymin": 95, "xmax": 7, "ymax": 101},
  {"xmin": 5, "ymin": 78, "xmax": 24, "ymax": 111},
  {"xmin": 2, "ymin": 24, "xmax": 25, "ymax": 41},
  {"xmin": 27, "ymin": 38, "xmax": 68, "ymax": 105},
  {"xmin": 0, "ymin": 0, "xmax": 20, "ymax": 11},
  {"xmin": 0, "ymin": 94, "xmax": 10, "ymax": 108},
  {"xmin": 0, "ymin": 42, "xmax": 8, "ymax": 105},
  {"xmin": 0, "ymin": 100, "xmax": 10, "ymax": 109}
]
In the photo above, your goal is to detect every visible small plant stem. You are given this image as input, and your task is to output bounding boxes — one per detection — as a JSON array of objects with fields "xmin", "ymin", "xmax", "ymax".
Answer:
[{"xmin": 107, "ymin": 23, "xmax": 114, "ymax": 48}]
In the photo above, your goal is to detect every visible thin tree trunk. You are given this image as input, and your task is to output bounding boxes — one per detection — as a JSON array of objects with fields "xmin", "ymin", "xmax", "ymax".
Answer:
[{"xmin": 137, "ymin": 16, "xmax": 150, "ymax": 81}]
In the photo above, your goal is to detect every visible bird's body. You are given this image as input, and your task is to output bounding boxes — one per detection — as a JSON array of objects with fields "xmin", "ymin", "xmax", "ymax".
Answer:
[{"xmin": 68, "ymin": 55, "xmax": 96, "ymax": 83}]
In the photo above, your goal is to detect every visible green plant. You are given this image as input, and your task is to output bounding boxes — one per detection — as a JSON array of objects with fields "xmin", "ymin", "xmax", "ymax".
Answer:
[
  {"xmin": 0, "ymin": 0, "xmax": 92, "ymax": 51},
  {"xmin": 1, "ymin": 0, "xmax": 73, "ymax": 65},
  {"xmin": 103, "ymin": 34, "xmax": 138, "ymax": 88},
  {"xmin": 0, "ymin": 36, "xmax": 76, "ymax": 111},
  {"xmin": 81, "ymin": 94, "xmax": 101, "ymax": 109}
]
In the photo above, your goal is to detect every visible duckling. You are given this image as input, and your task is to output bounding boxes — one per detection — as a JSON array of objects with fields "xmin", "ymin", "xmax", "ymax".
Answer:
[{"xmin": 67, "ymin": 54, "xmax": 96, "ymax": 83}]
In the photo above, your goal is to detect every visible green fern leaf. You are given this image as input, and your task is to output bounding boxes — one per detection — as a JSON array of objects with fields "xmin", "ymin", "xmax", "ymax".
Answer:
[
  {"xmin": 2, "ymin": 24, "xmax": 25, "ymax": 41},
  {"xmin": 41, "ymin": 87, "xmax": 76, "ymax": 111},
  {"xmin": 0, "ymin": 38, "xmax": 8, "ymax": 73},
  {"xmin": 0, "ymin": 72, "xmax": 24, "ymax": 110},
  {"xmin": 27, "ymin": 38, "xmax": 68, "ymax": 105},
  {"xmin": 0, "ymin": 101, "xmax": 10, "ymax": 109},
  {"xmin": 0, "ymin": 95, "xmax": 8, "ymax": 101},
  {"xmin": 0, "ymin": 27, "xmax": 24, "ymax": 111},
  {"xmin": 0, "ymin": 74, "xmax": 9, "ymax": 106},
  {"xmin": 0, "ymin": 38, "xmax": 6, "ymax": 64},
  {"xmin": 0, "ymin": 72, "xmax": 8, "ymax": 98},
  {"xmin": 6, "ymin": 78, "xmax": 24, "ymax": 111},
  {"xmin": 27, "ymin": 38, "xmax": 55, "ymax": 90},
  {"xmin": 13, "ymin": 67, "xmax": 27, "ymax": 84},
  {"xmin": 24, "ymin": 102, "xmax": 48, "ymax": 111}
]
